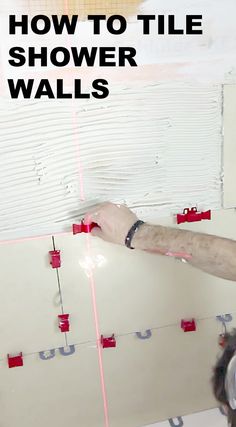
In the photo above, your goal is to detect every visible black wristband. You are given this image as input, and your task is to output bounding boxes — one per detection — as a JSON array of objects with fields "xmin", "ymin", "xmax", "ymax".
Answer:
[{"xmin": 125, "ymin": 220, "xmax": 145, "ymax": 250}]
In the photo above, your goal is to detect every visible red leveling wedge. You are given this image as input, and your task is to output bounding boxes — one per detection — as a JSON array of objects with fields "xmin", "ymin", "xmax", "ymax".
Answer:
[
  {"xmin": 177, "ymin": 207, "xmax": 211, "ymax": 225},
  {"xmin": 72, "ymin": 221, "xmax": 98, "ymax": 235}
]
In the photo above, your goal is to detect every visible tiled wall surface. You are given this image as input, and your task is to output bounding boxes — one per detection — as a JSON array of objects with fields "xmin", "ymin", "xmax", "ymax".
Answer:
[{"xmin": 1, "ymin": 208, "xmax": 236, "ymax": 426}]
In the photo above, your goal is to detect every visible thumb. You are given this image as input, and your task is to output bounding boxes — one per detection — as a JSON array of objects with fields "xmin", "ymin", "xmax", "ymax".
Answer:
[{"xmin": 91, "ymin": 226, "xmax": 103, "ymax": 239}]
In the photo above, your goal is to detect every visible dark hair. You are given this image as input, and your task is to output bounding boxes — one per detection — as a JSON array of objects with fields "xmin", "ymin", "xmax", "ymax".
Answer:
[{"xmin": 212, "ymin": 329, "xmax": 236, "ymax": 426}]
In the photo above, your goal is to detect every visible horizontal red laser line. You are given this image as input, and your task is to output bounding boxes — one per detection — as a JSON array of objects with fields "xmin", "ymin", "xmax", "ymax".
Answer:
[{"xmin": 0, "ymin": 232, "xmax": 70, "ymax": 246}]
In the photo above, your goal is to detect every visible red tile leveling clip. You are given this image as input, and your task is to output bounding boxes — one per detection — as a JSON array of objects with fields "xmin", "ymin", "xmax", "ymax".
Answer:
[
  {"xmin": 72, "ymin": 221, "xmax": 98, "ymax": 235},
  {"xmin": 181, "ymin": 319, "xmax": 196, "ymax": 332},
  {"xmin": 8, "ymin": 353, "xmax": 23, "ymax": 368},
  {"xmin": 177, "ymin": 207, "xmax": 211, "ymax": 225},
  {"xmin": 58, "ymin": 314, "xmax": 70, "ymax": 333},
  {"xmin": 101, "ymin": 334, "xmax": 116, "ymax": 348},
  {"xmin": 49, "ymin": 250, "xmax": 61, "ymax": 269}
]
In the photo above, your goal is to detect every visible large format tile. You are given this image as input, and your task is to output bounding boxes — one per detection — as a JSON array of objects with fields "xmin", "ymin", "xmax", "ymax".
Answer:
[{"xmin": 0, "ymin": 238, "xmax": 65, "ymax": 357}]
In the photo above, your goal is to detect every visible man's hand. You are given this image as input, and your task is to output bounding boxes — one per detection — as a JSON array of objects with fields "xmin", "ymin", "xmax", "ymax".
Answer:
[
  {"xmin": 84, "ymin": 202, "xmax": 138, "ymax": 245},
  {"xmin": 84, "ymin": 202, "xmax": 236, "ymax": 281}
]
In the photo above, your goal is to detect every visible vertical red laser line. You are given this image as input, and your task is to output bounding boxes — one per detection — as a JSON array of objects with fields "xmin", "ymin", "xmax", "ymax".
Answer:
[
  {"xmin": 2, "ymin": 7, "xmax": 109, "ymax": 423},
  {"xmin": 71, "ymin": 117, "xmax": 109, "ymax": 425},
  {"xmin": 71, "ymin": 110, "xmax": 108, "ymax": 423},
  {"xmin": 62, "ymin": 2, "xmax": 109, "ymax": 425},
  {"xmin": 64, "ymin": 0, "xmax": 69, "ymax": 16},
  {"xmin": 64, "ymin": 0, "xmax": 85, "ymax": 201},
  {"xmin": 86, "ymin": 235, "xmax": 110, "ymax": 427},
  {"xmin": 72, "ymin": 132, "xmax": 109, "ymax": 425},
  {"xmin": 72, "ymin": 111, "xmax": 85, "ymax": 201}
]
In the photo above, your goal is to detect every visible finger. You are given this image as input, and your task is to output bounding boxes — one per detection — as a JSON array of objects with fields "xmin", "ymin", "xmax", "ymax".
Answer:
[
  {"xmin": 84, "ymin": 206, "xmax": 102, "ymax": 225},
  {"xmin": 84, "ymin": 211, "xmax": 100, "ymax": 225}
]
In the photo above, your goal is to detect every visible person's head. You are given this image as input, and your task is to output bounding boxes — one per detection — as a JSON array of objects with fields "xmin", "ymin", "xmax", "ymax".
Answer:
[{"xmin": 213, "ymin": 329, "xmax": 236, "ymax": 426}]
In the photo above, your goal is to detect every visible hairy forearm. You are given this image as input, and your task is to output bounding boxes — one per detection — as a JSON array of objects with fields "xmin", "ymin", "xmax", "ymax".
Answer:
[{"xmin": 132, "ymin": 224, "xmax": 236, "ymax": 281}]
